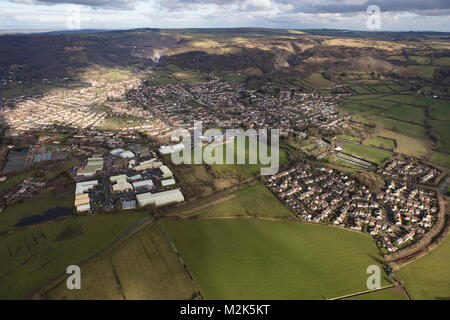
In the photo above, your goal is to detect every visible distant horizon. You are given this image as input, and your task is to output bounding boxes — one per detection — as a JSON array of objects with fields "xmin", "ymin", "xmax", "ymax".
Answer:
[
  {"xmin": 1, "ymin": 1, "xmax": 449, "ymax": 32},
  {"xmin": 1, "ymin": 27, "xmax": 450, "ymax": 35}
]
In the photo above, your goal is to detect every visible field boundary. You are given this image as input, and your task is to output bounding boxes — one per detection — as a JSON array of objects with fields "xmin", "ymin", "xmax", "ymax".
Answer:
[{"xmin": 328, "ymin": 284, "xmax": 395, "ymax": 300}]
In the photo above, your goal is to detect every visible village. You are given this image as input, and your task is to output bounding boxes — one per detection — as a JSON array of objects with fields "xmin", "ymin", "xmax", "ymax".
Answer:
[{"xmin": 267, "ymin": 161, "xmax": 440, "ymax": 254}]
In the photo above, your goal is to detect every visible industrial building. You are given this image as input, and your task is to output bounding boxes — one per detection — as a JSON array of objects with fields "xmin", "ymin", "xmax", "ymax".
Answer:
[
  {"xmin": 77, "ymin": 156, "xmax": 104, "ymax": 176},
  {"xmin": 159, "ymin": 165, "xmax": 173, "ymax": 178},
  {"xmin": 132, "ymin": 179, "xmax": 154, "ymax": 190},
  {"xmin": 120, "ymin": 150, "xmax": 135, "ymax": 159},
  {"xmin": 134, "ymin": 159, "xmax": 162, "ymax": 172},
  {"xmin": 75, "ymin": 180, "xmax": 98, "ymax": 194},
  {"xmin": 158, "ymin": 143, "xmax": 185, "ymax": 155},
  {"xmin": 110, "ymin": 174, "xmax": 133, "ymax": 193},
  {"xmin": 121, "ymin": 200, "xmax": 136, "ymax": 210},
  {"xmin": 77, "ymin": 204, "xmax": 91, "ymax": 212},
  {"xmin": 161, "ymin": 178, "xmax": 176, "ymax": 187},
  {"xmin": 136, "ymin": 189, "xmax": 184, "ymax": 207}
]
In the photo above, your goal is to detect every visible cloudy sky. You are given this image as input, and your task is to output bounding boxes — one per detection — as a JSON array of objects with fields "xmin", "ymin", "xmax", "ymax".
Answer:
[{"xmin": 1, "ymin": 0, "xmax": 449, "ymax": 31}]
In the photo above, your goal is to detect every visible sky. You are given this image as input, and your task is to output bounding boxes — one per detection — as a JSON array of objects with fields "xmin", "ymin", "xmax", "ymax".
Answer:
[{"xmin": 0, "ymin": 0, "xmax": 449, "ymax": 32}]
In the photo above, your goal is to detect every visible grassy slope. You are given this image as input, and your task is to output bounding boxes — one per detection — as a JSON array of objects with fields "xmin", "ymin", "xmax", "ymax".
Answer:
[
  {"xmin": 196, "ymin": 182, "xmax": 293, "ymax": 219},
  {"xmin": 397, "ymin": 235, "xmax": 450, "ymax": 300},
  {"xmin": 162, "ymin": 219, "xmax": 392, "ymax": 299},
  {"xmin": 0, "ymin": 189, "xmax": 74, "ymax": 233},
  {"xmin": 38, "ymin": 223, "xmax": 196, "ymax": 300},
  {"xmin": 0, "ymin": 212, "xmax": 147, "ymax": 299}
]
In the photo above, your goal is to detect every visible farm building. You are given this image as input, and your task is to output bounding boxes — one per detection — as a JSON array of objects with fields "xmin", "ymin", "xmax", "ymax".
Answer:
[{"xmin": 136, "ymin": 189, "xmax": 184, "ymax": 207}]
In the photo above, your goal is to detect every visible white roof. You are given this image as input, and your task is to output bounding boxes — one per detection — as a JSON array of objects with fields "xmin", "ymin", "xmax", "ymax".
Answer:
[
  {"xmin": 161, "ymin": 178, "xmax": 176, "ymax": 186},
  {"xmin": 137, "ymin": 189, "xmax": 184, "ymax": 207},
  {"xmin": 110, "ymin": 148, "xmax": 125, "ymax": 155},
  {"xmin": 120, "ymin": 151, "xmax": 135, "ymax": 159},
  {"xmin": 77, "ymin": 204, "xmax": 91, "ymax": 212},
  {"xmin": 132, "ymin": 179, "xmax": 154, "ymax": 188},
  {"xmin": 160, "ymin": 165, "xmax": 173, "ymax": 178}
]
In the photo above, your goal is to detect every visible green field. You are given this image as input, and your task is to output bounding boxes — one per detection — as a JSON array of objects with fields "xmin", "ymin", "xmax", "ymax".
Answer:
[
  {"xmin": 162, "ymin": 219, "xmax": 392, "ymax": 299},
  {"xmin": 37, "ymin": 223, "xmax": 197, "ymax": 300},
  {"xmin": 340, "ymin": 102, "xmax": 372, "ymax": 114},
  {"xmin": 173, "ymin": 138, "xmax": 288, "ymax": 179},
  {"xmin": 0, "ymin": 188, "xmax": 74, "ymax": 233},
  {"xmin": 381, "ymin": 105, "xmax": 427, "ymax": 125},
  {"xmin": 0, "ymin": 170, "xmax": 36, "ymax": 195},
  {"xmin": 192, "ymin": 182, "xmax": 292, "ymax": 219},
  {"xmin": 397, "ymin": 235, "xmax": 450, "ymax": 300},
  {"xmin": 306, "ymin": 73, "xmax": 336, "ymax": 89},
  {"xmin": 434, "ymin": 57, "xmax": 450, "ymax": 66},
  {"xmin": 366, "ymin": 115, "xmax": 428, "ymax": 139},
  {"xmin": 430, "ymin": 152, "xmax": 450, "ymax": 168},
  {"xmin": 341, "ymin": 143, "xmax": 392, "ymax": 164},
  {"xmin": 431, "ymin": 120, "xmax": 450, "ymax": 153},
  {"xmin": 406, "ymin": 65, "xmax": 435, "ymax": 79},
  {"xmin": 363, "ymin": 137, "xmax": 396, "ymax": 150},
  {"xmin": 0, "ymin": 212, "xmax": 147, "ymax": 299}
]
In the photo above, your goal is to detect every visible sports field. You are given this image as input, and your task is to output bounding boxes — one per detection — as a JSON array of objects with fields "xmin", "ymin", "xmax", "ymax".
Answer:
[
  {"xmin": 341, "ymin": 143, "xmax": 392, "ymax": 164},
  {"xmin": 37, "ymin": 223, "xmax": 197, "ymax": 300},
  {"xmin": 0, "ymin": 212, "xmax": 147, "ymax": 299},
  {"xmin": 162, "ymin": 219, "xmax": 392, "ymax": 299}
]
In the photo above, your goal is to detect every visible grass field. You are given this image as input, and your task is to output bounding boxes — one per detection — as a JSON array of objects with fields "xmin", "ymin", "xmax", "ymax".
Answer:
[
  {"xmin": 162, "ymin": 219, "xmax": 392, "ymax": 299},
  {"xmin": 37, "ymin": 223, "xmax": 197, "ymax": 300},
  {"xmin": 306, "ymin": 73, "xmax": 336, "ymax": 89},
  {"xmin": 0, "ymin": 170, "xmax": 36, "ymax": 195},
  {"xmin": 397, "ymin": 235, "xmax": 450, "ymax": 300},
  {"xmin": 430, "ymin": 152, "xmax": 450, "ymax": 168},
  {"xmin": 431, "ymin": 120, "xmax": 450, "ymax": 153},
  {"xmin": 341, "ymin": 143, "xmax": 392, "ymax": 164},
  {"xmin": 186, "ymin": 138, "xmax": 288, "ymax": 179},
  {"xmin": 0, "ymin": 188, "xmax": 74, "ymax": 233},
  {"xmin": 363, "ymin": 137, "xmax": 396, "ymax": 150},
  {"xmin": 366, "ymin": 115, "xmax": 428, "ymax": 140},
  {"xmin": 406, "ymin": 65, "xmax": 435, "ymax": 79},
  {"xmin": 192, "ymin": 182, "xmax": 292, "ymax": 219},
  {"xmin": 0, "ymin": 212, "xmax": 147, "ymax": 299},
  {"xmin": 381, "ymin": 105, "xmax": 427, "ymax": 125}
]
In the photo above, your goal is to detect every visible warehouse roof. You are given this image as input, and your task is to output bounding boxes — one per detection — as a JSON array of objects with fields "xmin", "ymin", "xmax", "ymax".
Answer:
[{"xmin": 132, "ymin": 179, "xmax": 154, "ymax": 189}]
